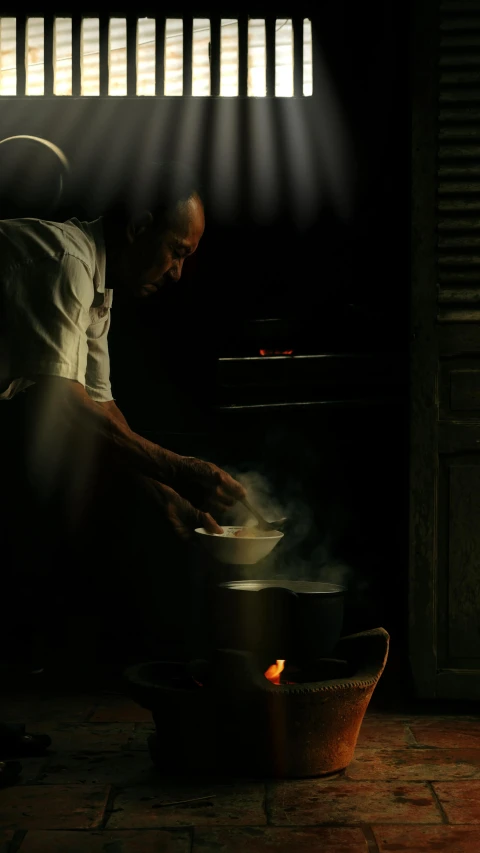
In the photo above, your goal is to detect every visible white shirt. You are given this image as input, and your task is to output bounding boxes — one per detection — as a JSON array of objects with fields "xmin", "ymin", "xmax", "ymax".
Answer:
[{"xmin": 0, "ymin": 216, "xmax": 113, "ymax": 402}]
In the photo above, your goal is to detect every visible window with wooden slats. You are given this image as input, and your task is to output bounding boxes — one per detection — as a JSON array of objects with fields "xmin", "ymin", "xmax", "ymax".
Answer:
[
  {"xmin": 437, "ymin": 0, "xmax": 480, "ymax": 321},
  {"xmin": 0, "ymin": 16, "xmax": 313, "ymax": 97}
]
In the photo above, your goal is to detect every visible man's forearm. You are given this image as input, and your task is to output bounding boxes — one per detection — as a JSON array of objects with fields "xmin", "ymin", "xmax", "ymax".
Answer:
[
  {"xmin": 100, "ymin": 399, "xmax": 130, "ymax": 429},
  {"xmin": 28, "ymin": 377, "xmax": 183, "ymax": 486}
]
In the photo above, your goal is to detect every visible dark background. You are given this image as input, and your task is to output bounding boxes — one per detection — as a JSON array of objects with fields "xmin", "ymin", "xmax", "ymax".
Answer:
[{"xmin": 0, "ymin": 1, "xmax": 412, "ymax": 694}]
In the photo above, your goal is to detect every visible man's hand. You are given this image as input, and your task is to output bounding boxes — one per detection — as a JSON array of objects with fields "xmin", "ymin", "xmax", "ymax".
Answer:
[
  {"xmin": 173, "ymin": 457, "xmax": 246, "ymax": 515},
  {"xmin": 148, "ymin": 480, "xmax": 224, "ymax": 540}
]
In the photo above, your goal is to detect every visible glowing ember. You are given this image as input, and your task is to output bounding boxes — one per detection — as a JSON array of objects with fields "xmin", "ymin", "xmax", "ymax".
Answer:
[
  {"xmin": 264, "ymin": 659, "xmax": 286, "ymax": 685},
  {"xmin": 259, "ymin": 349, "xmax": 294, "ymax": 356}
]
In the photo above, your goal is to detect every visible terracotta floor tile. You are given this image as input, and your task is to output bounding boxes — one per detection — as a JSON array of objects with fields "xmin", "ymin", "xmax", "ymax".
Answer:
[
  {"xmin": 15, "ymin": 757, "xmax": 49, "ymax": 785},
  {"xmin": 0, "ymin": 694, "xmax": 97, "ymax": 724},
  {"xmin": 32, "ymin": 722, "xmax": 135, "ymax": 753},
  {"xmin": 107, "ymin": 783, "xmax": 266, "ymax": 829},
  {"xmin": 0, "ymin": 784, "xmax": 110, "ymax": 831},
  {"xmin": 45, "ymin": 723, "xmax": 135, "ymax": 752},
  {"xmin": 373, "ymin": 824, "xmax": 480, "ymax": 852},
  {"xmin": 129, "ymin": 723, "xmax": 156, "ymax": 751},
  {"xmin": 0, "ymin": 832, "xmax": 14, "ymax": 853},
  {"xmin": 267, "ymin": 780, "xmax": 441, "ymax": 825},
  {"xmin": 410, "ymin": 720, "xmax": 480, "ymax": 748},
  {"xmin": 367, "ymin": 710, "xmax": 480, "ymax": 722},
  {"xmin": 409, "ymin": 714, "xmax": 480, "ymax": 723},
  {"xmin": 348, "ymin": 748, "xmax": 480, "ymax": 780},
  {"xmin": 89, "ymin": 698, "xmax": 152, "ymax": 723},
  {"xmin": 39, "ymin": 749, "xmax": 155, "ymax": 786},
  {"xmin": 18, "ymin": 829, "xmax": 191, "ymax": 852},
  {"xmin": 192, "ymin": 826, "xmax": 368, "ymax": 852},
  {"xmin": 364, "ymin": 711, "xmax": 416, "ymax": 722},
  {"xmin": 356, "ymin": 721, "xmax": 411, "ymax": 748},
  {"xmin": 433, "ymin": 780, "xmax": 480, "ymax": 823}
]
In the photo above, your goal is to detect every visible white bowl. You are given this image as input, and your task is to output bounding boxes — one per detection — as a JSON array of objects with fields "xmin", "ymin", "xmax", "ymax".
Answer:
[{"xmin": 194, "ymin": 526, "xmax": 284, "ymax": 565}]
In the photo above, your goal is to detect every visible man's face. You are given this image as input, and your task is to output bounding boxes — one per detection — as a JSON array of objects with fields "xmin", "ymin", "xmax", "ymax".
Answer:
[{"xmin": 114, "ymin": 194, "xmax": 205, "ymax": 298}]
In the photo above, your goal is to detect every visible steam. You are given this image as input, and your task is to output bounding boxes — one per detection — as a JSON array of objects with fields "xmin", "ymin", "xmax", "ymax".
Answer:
[
  {"xmin": 221, "ymin": 468, "xmax": 364, "ymax": 594},
  {"xmin": 226, "ymin": 470, "xmax": 303, "ymax": 529}
]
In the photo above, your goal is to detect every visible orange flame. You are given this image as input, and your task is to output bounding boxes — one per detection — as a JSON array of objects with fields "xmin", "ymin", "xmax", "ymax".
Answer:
[
  {"xmin": 259, "ymin": 349, "xmax": 294, "ymax": 356},
  {"xmin": 264, "ymin": 659, "xmax": 285, "ymax": 685}
]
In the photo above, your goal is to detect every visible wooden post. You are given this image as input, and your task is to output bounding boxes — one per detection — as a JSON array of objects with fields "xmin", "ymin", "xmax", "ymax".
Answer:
[
  {"xmin": 293, "ymin": 16, "xmax": 304, "ymax": 97},
  {"xmin": 238, "ymin": 14, "xmax": 248, "ymax": 98},
  {"xmin": 44, "ymin": 15, "xmax": 54, "ymax": 95},
  {"xmin": 16, "ymin": 16, "xmax": 26, "ymax": 96},
  {"xmin": 127, "ymin": 16, "xmax": 137, "ymax": 96},
  {"xmin": 183, "ymin": 16, "xmax": 193, "ymax": 96},
  {"xmin": 99, "ymin": 16, "xmax": 109, "ymax": 96},
  {"xmin": 265, "ymin": 17, "xmax": 275, "ymax": 97},
  {"xmin": 210, "ymin": 16, "xmax": 221, "ymax": 97},
  {"xmin": 155, "ymin": 16, "xmax": 165, "ymax": 96},
  {"xmin": 72, "ymin": 15, "xmax": 81, "ymax": 96}
]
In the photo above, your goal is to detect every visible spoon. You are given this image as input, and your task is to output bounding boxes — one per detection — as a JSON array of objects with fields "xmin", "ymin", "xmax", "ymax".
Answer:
[{"xmin": 241, "ymin": 498, "xmax": 286, "ymax": 532}]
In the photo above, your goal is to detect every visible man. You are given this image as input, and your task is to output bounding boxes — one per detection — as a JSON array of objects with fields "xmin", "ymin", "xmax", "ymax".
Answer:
[
  {"xmin": 0, "ymin": 161, "xmax": 247, "ymax": 787},
  {"xmin": 0, "ymin": 162, "xmax": 246, "ymax": 669},
  {"xmin": 1, "ymin": 163, "xmax": 244, "ymax": 532}
]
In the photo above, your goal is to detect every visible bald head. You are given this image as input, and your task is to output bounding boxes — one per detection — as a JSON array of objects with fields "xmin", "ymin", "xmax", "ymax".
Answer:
[
  {"xmin": 160, "ymin": 192, "xmax": 205, "ymax": 237},
  {"xmin": 104, "ymin": 160, "xmax": 203, "ymax": 226},
  {"xmin": 105, "ymin": 189, "xmax": 205, "ymax": 298}
]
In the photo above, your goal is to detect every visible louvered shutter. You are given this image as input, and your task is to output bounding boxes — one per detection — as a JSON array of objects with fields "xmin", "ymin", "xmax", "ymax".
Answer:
[
  {"xmin": 411, "ymin": 0, "xmax": 480, "ymax": 700},
  {"xmin": 438, "ymin": 0, "xmax": 480, "ymax": 321}
]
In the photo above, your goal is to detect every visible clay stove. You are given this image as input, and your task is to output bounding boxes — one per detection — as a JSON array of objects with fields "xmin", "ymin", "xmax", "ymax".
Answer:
[{"xmin": 124, "ymin": 627, "xmax": 389, "ymax": 779}]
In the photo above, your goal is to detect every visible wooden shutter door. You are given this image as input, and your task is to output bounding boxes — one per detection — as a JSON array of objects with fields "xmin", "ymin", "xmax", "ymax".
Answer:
[{"xmin": 411, "ymin": 0, "xmax": 480, "ymax": 698}]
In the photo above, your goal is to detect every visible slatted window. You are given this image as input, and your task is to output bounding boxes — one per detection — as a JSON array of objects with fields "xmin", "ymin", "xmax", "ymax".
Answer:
[
  {"xmin": 54, "ymin": 18, "xmax": 72, "ymax": 96},
  {"xmin": 220, "ymin": 19, "xmax": 239, "ymax": 96},
  {"xmin": 109, "ymin": 18, "xmax": 127, "ymax": 95},
  {"xmin": 164, "ymin": 18, "xmax": 183, "ymax": 96},
  {"xmin": 437, "ymin": 0, "xmax": 480, "ymax": 321},
  {"xmin": 0, "ymin": 18, "xmax": 16, "ymax": 95},
  {"xmin": 0, "ymin": 16, "xmax": 313, "ymax": 97},
  {"xmin": 275, "ymin": 19, "xmax": 293, "ymax": 97},
  {"xmin": 248, "ymin": 19, "xmax": 266, "ymax": 96},
  {"xmin": 26, "ymin": 17, "xmax": 44, "ymax": 95},
  {"xmin": 192, "ymin": 19, "xmax": 210, "ymax": 96},
  {"xmin": 137, "ymin": 18, "xmax": 155, "ymax": 95},
  {"xmin": 82, "ymin": 18, "xmax": 100, "ymax": 96}
]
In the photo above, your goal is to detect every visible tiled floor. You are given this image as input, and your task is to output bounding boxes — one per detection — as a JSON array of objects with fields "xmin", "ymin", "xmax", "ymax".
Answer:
[{"xmin": 1, "ymin": 686, "xmax": 480, "ymax": 852}]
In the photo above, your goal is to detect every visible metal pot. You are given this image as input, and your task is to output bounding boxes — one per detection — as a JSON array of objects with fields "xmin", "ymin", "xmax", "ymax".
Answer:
[{"xmin": 211, "ymin": 579, "xmax": 346, "ymax": 667}]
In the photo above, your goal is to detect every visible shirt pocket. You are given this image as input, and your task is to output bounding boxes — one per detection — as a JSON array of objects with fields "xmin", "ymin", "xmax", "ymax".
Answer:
[{"xmin": 88, "ymin": 307, "xmax": 110, "ymax": 340}]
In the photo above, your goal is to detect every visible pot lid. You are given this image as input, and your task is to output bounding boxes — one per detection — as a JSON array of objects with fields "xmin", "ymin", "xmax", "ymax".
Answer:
[{"xmin": 219, "ymin": 579, "xmax": 346, "ymax": 594}]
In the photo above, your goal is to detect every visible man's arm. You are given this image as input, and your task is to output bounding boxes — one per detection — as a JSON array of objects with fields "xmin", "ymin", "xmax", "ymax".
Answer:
[
  {"xmin": 27, "ymin": 376, "xmax": 182, "ymax": 487},
  {"xmin": 25, "ymin": 378, "xmax": 225, "ymax": 538},
  {"xmin": 100, "ymin": 400, "xmax": 130, "ymax": 429},
  {"xmin": 26, "ymin": 376, "xmax": 246, "ymax": 513}
]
